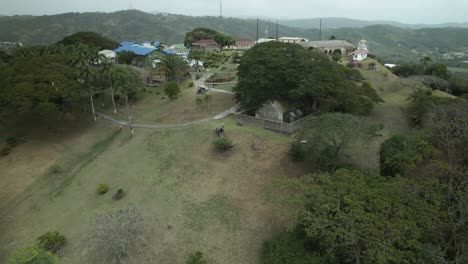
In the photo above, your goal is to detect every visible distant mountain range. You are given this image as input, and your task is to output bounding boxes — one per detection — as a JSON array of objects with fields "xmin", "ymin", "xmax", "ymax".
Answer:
[
  {"xmin": 0, "ymin": 10, "xmax": 468, "ymax": 64},
  {"xmin": 278, "ymin": 17, "xmax": 468, "ymax": 29}
]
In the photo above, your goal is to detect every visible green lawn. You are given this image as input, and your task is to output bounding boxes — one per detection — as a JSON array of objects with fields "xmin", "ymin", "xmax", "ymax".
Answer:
[
  {"xmin": 215, "ymin": 83, "xmax": 236, "ymax": 91},
  {"xmin": 0, "ymin": 118, "xmax": 309, "ymax": 264},
  {"xmin": 97, "ymin": 80, "xmax": 236, "ymax": 125}
]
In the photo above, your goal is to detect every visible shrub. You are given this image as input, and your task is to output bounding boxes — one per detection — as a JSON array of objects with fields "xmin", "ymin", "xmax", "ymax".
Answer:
[
  {"xmin": 1, "ymin": 145, "xmax": 11, "ymax": 156},
  {"xmin": 6, "ymin": 136, "xmax": 23, "ymax": 147},
  {"xmin": 213, "ymin": 138, "xmax": 234, "ymax": 151},
  {"xmin": 220, "ymin": 66, "xmax": 228, "ymax": 71},
  {"xmin": 380, "ymin": 134, "xmax": 433, "ymax": 176},
  {"xmin": 290, "ymin": 142, "xmax": 306, "ymax": 161},
  {"xmin": 8, "ymin": 246, "xmax": 58, "ymax": 264},
  {"xmin": 112, "ymin": 188, "xmax": 125, "ymax": 200},
  {"xmin": 164, "ymin": 82, "xmax": 181, "ymax": 101},
  {"xmin": 113, "ymin": 94, "xmax": 121, "ymax": 102},
  {"xmin": 36, "ymin": 231, "xmax": 66, "ymax": 254},
  {"xmin": 195, "ymin": 97, "xmax": 204, "ymax": 106},
  {"xmin": 195, "ymin": 73, "xmax": 201, "ymax": 80},
  {"xmin": 186, "ymin": 251, "xmax": 208, "ymax": 264},
  {"xmin": 189, "ymin": 81, "xmax": 194, "ymax": 87},
  {"xmin": 263, "ymin": 231, "xmax": 324, "ymax": 264},
  {"xmin": 97, "ymin": 184, "xmax": 109, "ymax": 195}
]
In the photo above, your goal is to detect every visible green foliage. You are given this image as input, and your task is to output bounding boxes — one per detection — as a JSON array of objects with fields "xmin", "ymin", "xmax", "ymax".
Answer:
[
  {"xmin": 184, "ymin": 28, "xmax": 218, "ymax": 47},
  {"xmin": 36, "ymin": 231, "xmax": 66, "ymax": 254},
  {"xmin": 263, "ymin": 230, "xmax": 324, "ymax": 264},
  {"xmin": 290, "ymin": 142, "xmax": 306, "ymax": 161},
  {"xmin": 57, "ymin": 32, "xmax": 118, "ymax": 50},
  {"xmin": 213, "ymin": 137, "xmax": 234, "ymax": 151},
  {"xmin": 425, "ymin": 63, "xmax": 449, "ymax": 80},
  {"xmin": 232, "ymin": 52, "xmax": 240, "ymax": 63},
  {"xmin": 189, "ymin": 81, "xmax": 194, "ymax": 87},
  {"xmin": 117, "ymin": 50, "xmax": 136, "ymax": 65},
  {"xmin": 0, "ymin": 52, "xmax": 84, "ymax": 122},
  {"xmin": 112, "ymin": 66, "xmax": 144, "ymax": 98},
  {"xmin": 234, "ymin": 42, "xmax": 382, "ymax": 115},
  {"xmin": 214, "ymin": 32, "xmax": 236, "ymax": 49},
  {"xmin": 296, "ymin": 113, "xmax": 382, "ymax": 171},
  {"xmin": 392, "ymin": 64, "xmax": 425, "ymax": 77},
  {"xmin": 298, "ymin": 169, "xmax": 441, "ymax": 263},
  {"xmin": 112, "ymin": 188, "xmax": 125, "ymax": 200},
  {"xmin": 8, "ymin": 246, "xmax": 58, "ymax": 264},
  {"xmin": 97, "ymin": 184, "xmax": 109, "ymax": 194},
  {"xmin": 380, "ymin": 134, "xmax": 433, "ymax": 176},
  {"xmin": 407, "ymin": 88, "xmax": 458, "ymax": 125},
  {"xmin": 164, "ymin": 82, "xmax": 181, "ymax": 100},
  {"xmin": 158, "ymin": 54, "xmax": 189, "ymax": 82},
  {"xmin": 195, "ymin": 97, "xmax": 203, "ymax": 106},
  {"xmin": 186, "ymin": 251, "xmax": 208, "ymax": 264},
  {"xmin": 195, "ymin": 73, "xmax": 201, "ymax": 80}
]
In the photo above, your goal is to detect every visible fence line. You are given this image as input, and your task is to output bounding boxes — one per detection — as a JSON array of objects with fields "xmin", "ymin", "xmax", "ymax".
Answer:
[{"xmin": 232, "ymin": 112, "xmax": 315, "ymax": 134}]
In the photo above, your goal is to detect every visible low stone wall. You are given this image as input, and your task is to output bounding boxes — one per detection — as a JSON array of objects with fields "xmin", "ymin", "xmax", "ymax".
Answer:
[{"xmin": 232, "ymin": 112, "xmax": 313, "ymax": 134}]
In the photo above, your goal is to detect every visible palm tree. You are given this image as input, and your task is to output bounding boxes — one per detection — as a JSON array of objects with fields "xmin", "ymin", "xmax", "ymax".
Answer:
[
  {"xmin": 158, "ymin": 54, "xmax": 189, "ymax": 82},
  {"xmin": 188, "ymin": 50, "xmax": 205, "ymax": 72},
  {"xmin": 113, "ymin": 66, "xmax": 143, "ymax": 134},
  {"xmin": 101, "ymin": 59, "xmax": 117, "ymax": 114},
  {"xmin": 72, "ymin": 45, "xmax": 101, "ymax": 121},
  {"xmin": 420, "ymin": 56, "xmax": 432, "ymax": 71}
]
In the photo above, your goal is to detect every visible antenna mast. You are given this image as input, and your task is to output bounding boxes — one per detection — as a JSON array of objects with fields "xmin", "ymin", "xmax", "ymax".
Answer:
[
  {"xmin": 256, "ymin": 19, "xmax": 259, "ymax": 42},
  {"xmin": 219, "ymin": 0, "xmax": 223, "ymax": 33},
  {"xmin": 319, "ymin": 19, "xmax": 322, "ymax": 40},
  {"xmin": 276, "ymin": 20, "xmax": 279, "ymax": 40}
]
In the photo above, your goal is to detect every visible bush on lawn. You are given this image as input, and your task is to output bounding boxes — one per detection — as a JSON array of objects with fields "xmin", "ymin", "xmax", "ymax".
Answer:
[
  {"xmin": 36, "ymin": 231, "xmax": 66, "ymax": 254},
  {"xmin": 186, "ymin": 251, "xmax": 208, "ymax": 264},
  {"xmin": 97, "ymin": 184, "xmax": 109, "ymax": 194},
  {"xmin": 8, "ymin": 246, "xmax": 58, "ymax": 264},
  {"xmin": 214, "ymin": 138, "xmax": 234, "ymax": 151}
]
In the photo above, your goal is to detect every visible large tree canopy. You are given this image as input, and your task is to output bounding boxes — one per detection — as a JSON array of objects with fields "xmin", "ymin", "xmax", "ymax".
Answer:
[
  {"xmin": 184, "ymin": 28, "xmax": 218, "ymax": 47},
  {"xmin": 57, "ymin": 32, "xmax": 119, "ymax": 50},
  {"xmin": 234, "ymin": 42, "xmax": 382, "ymax": 115},
  {"xmin": 0, "ymin": 53, "xmax": 83, "ymax": 120}
]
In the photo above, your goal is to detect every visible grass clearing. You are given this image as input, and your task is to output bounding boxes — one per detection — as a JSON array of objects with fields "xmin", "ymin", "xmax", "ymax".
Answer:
[
  {"xmin": 0, "ymin": 118, "xmax": 308, "ymax": 263},
  {"xmin": 97, "ymin": 79, "xmax": 236, "ymax": 125}
]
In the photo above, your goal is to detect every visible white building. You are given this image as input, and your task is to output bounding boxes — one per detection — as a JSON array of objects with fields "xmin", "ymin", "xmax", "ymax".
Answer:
[
  {"xmin": 351, "ymin": 38, "xmax": 368, "ymax": 61},
  {"xmin": 279, "ymin": 37, "xmax": 309, "ymax": 44},
  {"xmin": 256, "ymin": 38, "xmax": 276, "ymax": 44},
  {"xmin": 98, "ymin": 50, "xmax": 117, "ymax": 63}
]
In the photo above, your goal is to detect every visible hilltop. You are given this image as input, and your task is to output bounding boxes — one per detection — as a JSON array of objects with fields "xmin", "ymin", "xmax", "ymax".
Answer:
[
  {"xmin": 1, "ymin": 10, "xmax": 468, "ymax": 64},
  {"xmin": 279, "ymin": 17, "xmax": 468, "ymax": 29}
]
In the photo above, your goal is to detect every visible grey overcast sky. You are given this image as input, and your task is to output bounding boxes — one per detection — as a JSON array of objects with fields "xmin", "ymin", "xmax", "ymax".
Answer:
[{"xmin": 1, "ymin": 0, "xmax": 467, "ymax": 24}]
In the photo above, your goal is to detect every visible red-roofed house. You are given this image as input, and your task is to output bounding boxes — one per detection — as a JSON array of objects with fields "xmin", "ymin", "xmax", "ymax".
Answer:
[{"xmin": 192, "ymin": 39, "xmax": 220, "ymax": 52}]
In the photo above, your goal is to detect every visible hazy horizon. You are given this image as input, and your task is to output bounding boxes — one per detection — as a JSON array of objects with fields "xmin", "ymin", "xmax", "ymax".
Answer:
[{"xmin": 1, "ymin": 0, "xmax": 467, "ymax": 24}]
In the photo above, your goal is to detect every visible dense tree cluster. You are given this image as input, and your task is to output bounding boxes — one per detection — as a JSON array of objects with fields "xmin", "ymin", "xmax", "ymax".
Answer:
[
  {"xmin": 270, "ymin": 91, "xmax": 468, "ymax": 263},
  {"xmin": 234, "ymin": 42, "xmax": 383, "ymax": 115},
  {"xmin": 0, "ymin": 43, "xmax": 143, "ymax": 132},
  {"xmin": 184, "ymin": 28, "xmax": 218, "ymax": 47},
  {"xmin": 57, "ymin": 31, "xmax": 119, "ymax": 50}
]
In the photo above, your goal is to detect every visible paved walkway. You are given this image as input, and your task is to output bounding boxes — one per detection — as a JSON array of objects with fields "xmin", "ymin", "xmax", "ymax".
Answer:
[{"xmin": 96, "ymin": 103, "xmax": 241, "ymax": 129}]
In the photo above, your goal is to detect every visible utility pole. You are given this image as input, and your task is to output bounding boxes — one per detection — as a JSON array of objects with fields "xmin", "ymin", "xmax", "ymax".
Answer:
[
  {"xmin": 319, "ymin": 19, "xmax": 322, "ymax": 40},
  {"xmin": 256, "ymin": 19, "xmax": 259, "ymax": 42},
  {"xmin": 276, "ymin": 20, "xmax": 279, "ymax": 40},
  {"xmin": 219, "ymin": 0, "xmax": 223, "ymax": 33}
]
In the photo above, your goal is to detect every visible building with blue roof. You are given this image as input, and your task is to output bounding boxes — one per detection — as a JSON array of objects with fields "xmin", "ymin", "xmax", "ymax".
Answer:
[{"xmin": 114, "ymin": 41, "xmax": 167, "ymax": 68}]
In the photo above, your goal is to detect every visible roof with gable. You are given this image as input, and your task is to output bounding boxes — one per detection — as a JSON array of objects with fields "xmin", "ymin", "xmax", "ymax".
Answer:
[
  {"xmin": 114, "ymin": 41, "xmax": 164, "ymax": 56},
  {"xmin": 300, "ymin": 40, "xmax": 354, "ymax": 49},
  {"xmin": 236, "ymin": 38, "xmax": 254, "ymax": 43},
  {"xmin": 192, "ymin": 39, "xmax": 218, "ymax": 47}
]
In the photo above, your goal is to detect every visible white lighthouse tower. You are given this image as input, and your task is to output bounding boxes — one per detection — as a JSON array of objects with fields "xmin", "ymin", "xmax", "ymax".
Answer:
[{"xmin": 352, "ymin": 38, "xmax": 368, "ymax": 61}]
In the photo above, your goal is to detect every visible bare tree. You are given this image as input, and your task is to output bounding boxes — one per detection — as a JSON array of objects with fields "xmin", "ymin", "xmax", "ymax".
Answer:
[
  {"xmin": 427, "ymin": 101, "xmax": 468, "ymax": 162},
  {"xmin": 88, "ymin": 204, "xmax": 152, "ymax": 264}
]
